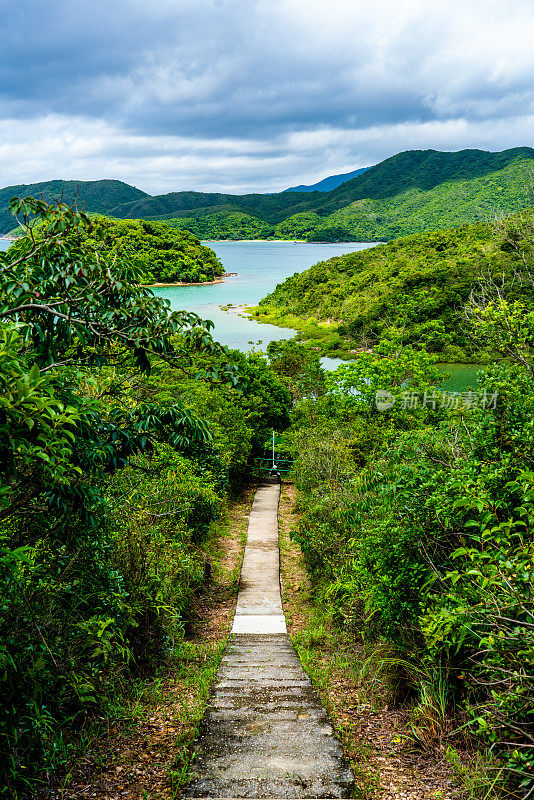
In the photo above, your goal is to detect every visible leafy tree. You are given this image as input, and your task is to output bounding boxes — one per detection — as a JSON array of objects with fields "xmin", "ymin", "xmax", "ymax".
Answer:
[
  {"xmin": 267, "ymin": 339, "xmax": 326, "ymax": 401},
  {"xmin": 0, "ymin": 197, "xmax": 234, "ymax": 520},
  {"xmin": 0, "ymin": 197, "xmax": 237, "ymax": 794}
]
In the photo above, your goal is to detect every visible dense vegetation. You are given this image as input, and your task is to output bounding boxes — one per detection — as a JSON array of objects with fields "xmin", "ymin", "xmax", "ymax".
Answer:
[
  {"xmin": 83, "ymin": 217, "xmax": 223, "ymax": 283},
  {"xmin": 0, "ymin": 180, "xmax": 147, "ymax": 234},
  {"xmin": 254, "ymin": 217, "xmax": 534, "ymax": 361},
  {"xmin": 166, "ymin": 211, "xmax": 275, "ymax": 241},
  {"xmin": 274, "ymin": 291, "xmax": 534, "ymax": 795},
  {"xmin": 305, "ymin": 158, "xmax": 534, "ymax": 241},
  {"xmin": 166, "ymin": 210, "xmax": 326, "ymax": 241},
  {"xmin": 3, "ymin": 148, "xmax": 534, "ymax": 242},
  {"xmin": 0, "ymin": 197, "xmax": 290, "ymax": 797}
]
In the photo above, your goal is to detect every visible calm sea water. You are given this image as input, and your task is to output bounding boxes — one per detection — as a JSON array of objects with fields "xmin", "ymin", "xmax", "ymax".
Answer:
[
  {"xmin": 151, "ymin": 240, "xmax": 377, "ymax": 369},
  {"xmin": 1, "ymin": 236, "xmax": 481, "ymax": 386}
]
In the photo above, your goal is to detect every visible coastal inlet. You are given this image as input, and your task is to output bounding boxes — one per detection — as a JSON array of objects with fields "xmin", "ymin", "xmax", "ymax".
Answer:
[
  {"xmin": 0, "ymin": 237, "xmax": 480, "ymax": 387},
  {"xmin": 151, "ymin": 239, "xmax": 376, "ymax": 368}
]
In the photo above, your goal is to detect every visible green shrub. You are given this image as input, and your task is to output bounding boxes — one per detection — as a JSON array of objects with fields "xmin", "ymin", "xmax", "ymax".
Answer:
[{"xmin": 283, "ymin": 304, "xmax": 534, "ymax": 794}]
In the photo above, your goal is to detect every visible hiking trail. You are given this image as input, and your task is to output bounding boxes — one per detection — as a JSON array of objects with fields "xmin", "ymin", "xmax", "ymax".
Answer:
[{"xmin": 183, "ymin": 482, "xmax": 354, "ymax": 799}]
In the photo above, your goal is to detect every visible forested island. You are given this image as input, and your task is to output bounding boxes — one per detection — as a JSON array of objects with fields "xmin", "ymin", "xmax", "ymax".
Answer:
[
  {"xmin": 7, "ymin": 213, "xmax": 224, "ymax": 284},
  {"xmin": 1, "ymin": 179, "xmax": 533, "ymax": 800},
  {"xmin": 83, "ymin": 217, "xmax": 224, "ymax": 284}
]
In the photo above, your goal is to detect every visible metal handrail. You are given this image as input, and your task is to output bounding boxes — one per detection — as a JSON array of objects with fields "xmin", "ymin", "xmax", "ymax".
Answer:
[{"xmin": 253, "ymin": 457, "xmax": 293, "ymax": 463}]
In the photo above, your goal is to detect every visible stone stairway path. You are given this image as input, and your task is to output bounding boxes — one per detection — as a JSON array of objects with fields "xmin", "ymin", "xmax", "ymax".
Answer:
[{"xmin": 184, "ymin": 483, "xmax": 354, "ymax": 799}]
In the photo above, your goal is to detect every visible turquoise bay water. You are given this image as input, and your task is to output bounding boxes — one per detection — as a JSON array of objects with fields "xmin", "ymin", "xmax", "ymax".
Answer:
[
  {"xmin": 151, "ymin": 240, "xmax": 377, "ymax": 369},
  {"xmin": 1, "ymin": 236, "xmax": 481, "ymax": 386},
  {"xmin": 152, "ymin": 241, "xmax": 481, "ymax": 387}
]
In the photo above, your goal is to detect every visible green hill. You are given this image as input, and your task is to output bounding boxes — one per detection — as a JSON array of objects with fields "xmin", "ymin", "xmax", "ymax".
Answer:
[
  {"xmin": 80, "ymin": 217, "xmax": 223, "ymax": 284},
  {"xmin": 303, "ymin": 157, "xmax": 534, "ymax": 241},
  {"xmin": 305, "ymin": 147, "xmax": 534, "ymax": 210},
  {"xmin": 109, "ymin": 190, "xmax": 307, "ymax": 225},
  {"xmin": 0, "ymin": 179, "xmax": 148, "ymax": 233},
  {"xmin": 108, "ymin": 191, "xmax": 243, "ymax": 221},
  {"xmin": 160, "ymin": 148, "xmax": 534, "ymax": 241},
  {"xmin": 3, "ymin": 149, "xmax": 534, "ymax": 240},
  {"xmin": 251, "ymin": 216, "xmax": 534, "ymax": 361}
]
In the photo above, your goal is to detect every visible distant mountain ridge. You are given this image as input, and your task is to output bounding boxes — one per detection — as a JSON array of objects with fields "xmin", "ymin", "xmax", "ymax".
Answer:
[
  {"xmin": 1, "ymin": 148, "xmax": 534, "ymax": 240},
  {"xmin": 156, "ymin": 147, "xmax": 534, "ymax": 241},
  {"xmin": 0, "ymin": 179, "xmax": 148, "ymax": 233},
  {"xmin": 284, "ymin": 167, "xmax": 371, "ymax": 193}
]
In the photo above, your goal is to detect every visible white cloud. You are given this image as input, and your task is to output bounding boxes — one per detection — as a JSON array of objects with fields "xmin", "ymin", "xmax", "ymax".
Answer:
[
  {"xmin": 0, "ymin": 0, "xmax": 533, "ymax": 190},
  {"xmin": 1, "ymin": 112, "xmax": 534, "ymax": 196}
]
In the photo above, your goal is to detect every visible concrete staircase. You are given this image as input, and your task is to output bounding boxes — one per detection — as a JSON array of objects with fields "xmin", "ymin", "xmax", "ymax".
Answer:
[{"xmin": 183, "ymin": 483, "xmax": 354, "ymax": 798}]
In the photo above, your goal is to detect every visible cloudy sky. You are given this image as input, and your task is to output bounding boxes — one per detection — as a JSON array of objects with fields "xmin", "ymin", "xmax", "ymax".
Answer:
[{"xmin": 0, "ymin": 0, "xmax": 533, "ymax": 194}]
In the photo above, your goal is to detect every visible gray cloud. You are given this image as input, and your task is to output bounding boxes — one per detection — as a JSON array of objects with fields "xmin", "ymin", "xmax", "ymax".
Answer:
[{"xmin": 0, "ymin": 0, "xmax": 533, "ymax": 192}]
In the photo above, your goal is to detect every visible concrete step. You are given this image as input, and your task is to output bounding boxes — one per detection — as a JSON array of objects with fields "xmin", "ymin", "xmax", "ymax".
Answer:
[{"xmin": 183, "ymin": 485, "xmax": 354, "ymax": 799}]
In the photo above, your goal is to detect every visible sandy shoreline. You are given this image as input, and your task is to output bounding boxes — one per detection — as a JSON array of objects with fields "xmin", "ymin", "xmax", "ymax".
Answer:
[
  {"xmin": 148, "ymin": 271, "xmax": 238, "ymax": 287},
  {"xmin": 148, "ymin": 277, "xmax": 225, "ymax": 287}
]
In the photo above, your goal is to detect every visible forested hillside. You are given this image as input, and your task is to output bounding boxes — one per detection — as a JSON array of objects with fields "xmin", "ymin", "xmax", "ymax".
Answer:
[
  {"xmin": 0, "ymin": 179, "xmax": 148, "ymax": 233},
  {"xmin": 3, "ymin": 148, "xmax": 534, "ymax": 241},
  {"xmin": 168, "ymin": 149, "xmax": 534, "ymax": 241},
  {"xmin": 254, "ymin": 216, "xmax": 534, "ymax": 360},
  {"xmin": 307, "ymin": 147, "xmax": 534, "ymax": 211}
]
